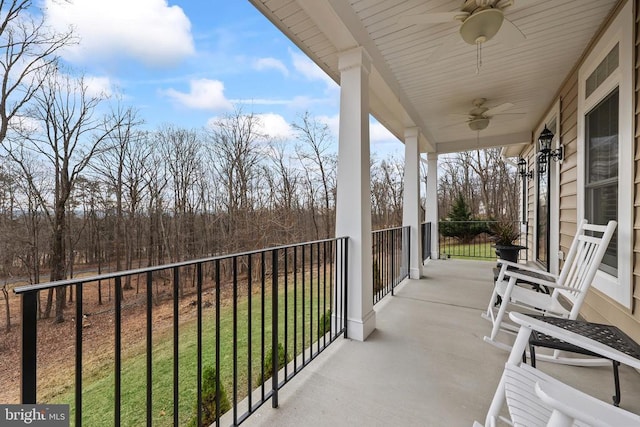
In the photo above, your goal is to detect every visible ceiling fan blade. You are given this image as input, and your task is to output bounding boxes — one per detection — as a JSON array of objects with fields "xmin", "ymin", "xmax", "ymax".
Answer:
[
  {"xmin": 488, "ymin": 113, "xmax": 526, "ymax": 121},
  {"xmin": 398, "ymin": 11, "xmax": 468, "ymax": 26},
  {"xmin": 495, "ymin": 17, "xmax": 526, "ymax": 48},
  {"xmin": 484, "ymin": 102, "xmax": 514, "ymax": 116},
  {"xmin": 439, "ymin": 120, "xmax": 469, "ymax": 129}
]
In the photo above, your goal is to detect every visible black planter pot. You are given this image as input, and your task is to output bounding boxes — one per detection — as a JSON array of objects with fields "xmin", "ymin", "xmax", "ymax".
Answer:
[{"xmin": 494, "ymin": 244, "xmax": 526, "ymax": 264}]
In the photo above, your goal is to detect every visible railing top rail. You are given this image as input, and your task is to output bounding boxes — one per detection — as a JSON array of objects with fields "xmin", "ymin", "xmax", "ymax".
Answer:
[
  {"xmin": 372, "ymin": 225, "xmax": 410, "ymax": 234},
  {"xmin": 14, "ymin": 236, "xmax": 349, "ymax": 295}
]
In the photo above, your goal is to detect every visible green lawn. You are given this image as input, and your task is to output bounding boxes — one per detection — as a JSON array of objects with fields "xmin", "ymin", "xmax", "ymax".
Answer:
[
  {"xmin": 439, "ymin": 241, "xmax": 496, "ymax": 260},
  {"xmin": 54, "ymin": 275, "xmax": 332, "ymax": 426}
]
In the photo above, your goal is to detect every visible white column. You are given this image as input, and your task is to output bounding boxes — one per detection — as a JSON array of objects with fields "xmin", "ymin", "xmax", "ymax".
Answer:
[
  {"xmin": 335, "ymin": 47, "xmax": 375, "ymax": 341},
  {"xmin": 425, "ymin": 152, "xmax": 439, "ymax": 260},
  {"xmin": 402, "ymin": 128, "xmax": 422, "ymax": 279}
]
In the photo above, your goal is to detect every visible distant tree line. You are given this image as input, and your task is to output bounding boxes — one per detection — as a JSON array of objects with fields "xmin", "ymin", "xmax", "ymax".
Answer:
[
  {"xmin": 435, "ymin": 149, "xmax": 519, "ymax": 221},
  {"xmin": 0, "ymin": 99, "xmax": 406, "ymax": 322}
]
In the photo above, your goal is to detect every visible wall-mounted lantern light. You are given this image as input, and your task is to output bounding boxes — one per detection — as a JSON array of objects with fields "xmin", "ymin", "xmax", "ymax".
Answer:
[
  {"xmin": 518, "ymin": 157, "xmax": 533, "ymax": 180},
  {"xmin": 537, "ymin": 125, "xmax": 563, "ymax": 174}
]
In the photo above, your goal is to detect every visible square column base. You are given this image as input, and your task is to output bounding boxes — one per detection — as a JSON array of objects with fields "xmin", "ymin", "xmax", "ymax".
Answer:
[
  {"xmin": 346, "ymin": 309, "xmax": 376, "ymax": 341},
  {"xmin": 409, "ymin": 268, "xmax": 421, "ymax": 280}
]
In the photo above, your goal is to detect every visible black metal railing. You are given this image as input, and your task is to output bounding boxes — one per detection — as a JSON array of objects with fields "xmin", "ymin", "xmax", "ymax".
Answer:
[
  {"xmin": 438, "ymin": 220, "xmax": 528, "ymax": 261},
  {"xmin": 421, "ymin": 222, "xmax": 432, "ymax": 262},
  {"xmin": 15, "ymin": 237, "xmax": 348, "ymax": 427},
  {"xmin": 372, "ymin": 226, "xmax": 410, "ymax": 305}
]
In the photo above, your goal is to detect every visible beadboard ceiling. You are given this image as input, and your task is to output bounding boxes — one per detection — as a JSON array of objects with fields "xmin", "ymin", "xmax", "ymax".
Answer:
[{"xmin": 250, "ymin": 0, "xmax": 620, "ymax": 154}]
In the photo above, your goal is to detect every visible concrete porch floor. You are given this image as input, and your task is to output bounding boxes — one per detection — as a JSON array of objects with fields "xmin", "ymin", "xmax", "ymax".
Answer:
[{"xmin": 241, "ymin": 259, "xmax": 640, "ymax": 426}]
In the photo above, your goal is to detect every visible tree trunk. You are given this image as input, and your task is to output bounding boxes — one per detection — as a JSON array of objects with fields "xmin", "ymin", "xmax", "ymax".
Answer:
[
  {"xmin": 51, "ymin": 200, "xmax": 67, "ymax": 322},
  {"xmin": 44, "ymin": 288, "xmax": 53, "ymax": 319},
  {"xmin": 2, "ymin": 284, "xmax": 10, "ymax": 331}
]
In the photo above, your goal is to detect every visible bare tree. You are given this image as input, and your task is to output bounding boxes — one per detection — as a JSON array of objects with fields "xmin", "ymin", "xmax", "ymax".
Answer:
[
  {"xmin": 293, "ymin": 112, "xmax": 336, "ymax": 238},
  {"xmin": 5, "ymin": 71, "xmax": 118, "ymax": 322},
  {"xmin": 0, "ymin": 0, "xmax": 74, "ymax": 145},
  {"xmin": 265, "ymin": 140, "xmax": 302, "ymax": 242},
  {"xmin": 371, "ymin": 156, "xmax": 403, "ymax": 228},
  {"xmin": 92, "ymin": 105, "xmax": 146, "ymax": 288},
  {"xmin": 437, "ymin": 149, "xmax": 518, "ymax": 220},
  {"xmin": 207, "ymin": 109, "xmax": 264, "ymax": 253}
]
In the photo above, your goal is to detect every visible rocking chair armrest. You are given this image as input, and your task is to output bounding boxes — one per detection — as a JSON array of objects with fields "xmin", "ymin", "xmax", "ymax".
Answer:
[
  {"xmin": 535, "ymin": 379, "xmax": 640, "ymax": 426},
  {"xmin": 497, "ymin": 259, "xmax": 559, "ymax": 280},
  {"xmin": 502, "ymin": 270, "xmax": 558, "ymax": 289}
]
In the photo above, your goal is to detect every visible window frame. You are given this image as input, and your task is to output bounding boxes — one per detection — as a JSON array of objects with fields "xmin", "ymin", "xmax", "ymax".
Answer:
[{"xmin": 577, "ymin": 0, "xmax": 633, "ymax": 309}]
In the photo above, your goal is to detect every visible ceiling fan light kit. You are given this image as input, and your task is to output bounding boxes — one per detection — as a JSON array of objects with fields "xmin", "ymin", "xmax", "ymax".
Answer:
[
  {"xmin": 468, "ymin": 117, "xmax": 490, "ymax": 131},
  {"xmin": 459, "ymin": 8, "xmax": 504, "ymax": 45},
  {"xmin": 400, "ymin": 0, "xmax": 525, "ymax": 72}
]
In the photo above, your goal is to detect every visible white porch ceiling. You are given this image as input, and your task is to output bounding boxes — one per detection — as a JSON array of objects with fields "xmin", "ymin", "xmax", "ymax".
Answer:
[{"xmin": 250, "ymin": 0, "xmax": 620, "ymax": 154}]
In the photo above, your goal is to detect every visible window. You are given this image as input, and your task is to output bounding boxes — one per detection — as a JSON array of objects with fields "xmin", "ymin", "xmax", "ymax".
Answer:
[
  {"xmin": 586, "ymin": 43, "xmax": 618, "ymax": 98},
  {"xmin": 585, "ymin": 89, "xmax": 618, "ymax": 275},
  {"xmin": 577, "ymin": 1, "xmax": 632, "ymax": 308}
]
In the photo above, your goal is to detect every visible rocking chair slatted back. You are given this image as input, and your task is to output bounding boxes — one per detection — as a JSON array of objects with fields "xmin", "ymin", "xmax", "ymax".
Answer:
[{"xmin": 553, "ymin": 219, "xmax": 617, "ymax": 318}]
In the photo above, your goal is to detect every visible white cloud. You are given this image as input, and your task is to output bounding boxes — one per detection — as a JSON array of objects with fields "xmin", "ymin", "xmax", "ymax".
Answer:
[
  {"xmin": 206, "ymin": 113, "xmax": 293, "ymax": 141},
  {"xmin": 163, "ymin": 79, "xmax": 232, "ymax": 111},
  {"xmin": 254, "ymin": 113, "xmax": 293, "ymax": 140},
  {"xmin": 10, "ymin": 115, "xmax": 42, "ymax": 134},
  {"xmin": 44, "ymin": 0, "xmax": 195, "ymax": 67},
  {"xmin": 317, "ymin": 114, "xmax": 339, "ymax": 137},
  {"xmin": 229, "ymin": 95, "xmax": 331, "ymax": 109},
  {"xmin": 84, "ymin": 76, "xmax": 113, "ymax": 98},
  {"xmin": 253, "ymin": 57, "xmax": 289, "ymax": 76},
  {"xmin": 230, "ymin": 98, "xmax": 291, "ymax": 106}
]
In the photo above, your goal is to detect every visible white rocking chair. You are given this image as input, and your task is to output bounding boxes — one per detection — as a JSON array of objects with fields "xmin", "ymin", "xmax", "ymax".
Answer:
[
  {"xmin": 478, "ymin": 312, "xmax": 640, "ymax": 427},
  {"xmin": 474, "ymin": 362, "xmax": 640, "ymax": 427},
  {"xmin": 483, "ymin": 219, "xmax": 617, "ymax": 357}
]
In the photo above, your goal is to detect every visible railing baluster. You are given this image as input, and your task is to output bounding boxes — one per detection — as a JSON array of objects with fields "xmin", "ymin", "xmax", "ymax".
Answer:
[
  {"xmin": 310, "ymin": 244, "xmax": 313, "ymax": 358},
  {"xmin": 75, "ymin": 283, "xmax": 83, "ymax": 427},
  {"xmin": 271, "ymin": 249, "xmax": 279, "ymax": 408},
  {"xmin": 233, "ymin": 256, "xmax": 238, "ymax": 424},
  {"xmin": 172, "ymin": 268, "xmax": 179, "ymax": 427},
  {"xmin": 302, "ymin": 244, "xmax": 306, "ymax": 364},
  {"xmin": 248, "ymin": 254, "xmax": 253, "ymax": 410},
  {"xmin": 343, "ymin": 239, "xmax": 349, "ymax": 339},
  {"xmin": 260, "ymin": 251, "xmax": 265, "ymax": 400},
  {"xmin": 21, "ymin": 290, "xmax": 37, "ymax": 404},
  {"xmin": 283, "ymin": 247, "xmax": 288, "ymax": 380},
  {"xmin": 146, "ymin": 271, "xmax": 153, "ymax": 427},
  {"xmin": 196, "ymin": 263, "xmax": 203, "ymax": 427},
  {"xmin": 115, "ymin": 276, "xmax": 122, "ymax": 427},
  {"xmin": 323, "ymin": 241, "xmax": 327, "ymax": 348},
  {"xmin": 316, "ymin": 242, "xmax": 320, "ymax": 355},
  {"xmin": 293, "ymin": 246, "xmax": 298, "ymax": 373},
  {"xmin": 391, "ymin": 229, "xmax": 396, "ymax": 295},
  {"xmin": 215, "ymin": 259, "xmax": 221, "ymax": 424}
]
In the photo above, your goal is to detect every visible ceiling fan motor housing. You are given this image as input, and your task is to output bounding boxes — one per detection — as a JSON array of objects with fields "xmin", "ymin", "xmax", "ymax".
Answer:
[{"xmin": 459, "ymin": 8, "xmax": 504, "ymax": 44}]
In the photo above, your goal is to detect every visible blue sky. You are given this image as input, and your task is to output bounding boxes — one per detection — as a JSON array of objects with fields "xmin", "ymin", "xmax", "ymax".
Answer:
[{"xmin": 40, "ymin": 0, "xmax": 403, "ymax": 157}]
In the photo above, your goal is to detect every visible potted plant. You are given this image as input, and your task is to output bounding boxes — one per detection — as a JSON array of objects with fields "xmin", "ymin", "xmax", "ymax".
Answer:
[{"xmin": 489, "ymin": 221, "xmax": 526, "ymax": 263}]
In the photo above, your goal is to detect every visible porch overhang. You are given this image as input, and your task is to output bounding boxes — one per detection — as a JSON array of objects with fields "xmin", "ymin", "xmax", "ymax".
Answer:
[{"xmin": 250, "ymin": 0, "xmax": 621, "ymax": 154}]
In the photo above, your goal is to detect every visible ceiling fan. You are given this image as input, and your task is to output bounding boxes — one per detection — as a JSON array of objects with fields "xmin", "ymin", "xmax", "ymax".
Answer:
[
  {"xmin": 443, "ymin": 98, "xmax": 520, "ymax": 131},
  {"xmin": 399, "ymin": 0, "xmax": 526, "ymax": 70}
]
